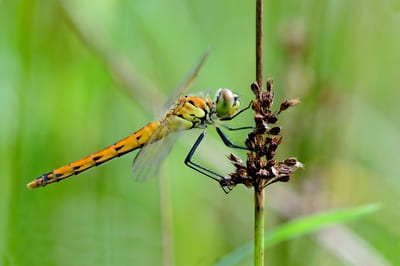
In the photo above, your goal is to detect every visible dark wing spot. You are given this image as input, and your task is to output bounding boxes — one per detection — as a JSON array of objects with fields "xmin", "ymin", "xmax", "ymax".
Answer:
[
  {"xmin": 188, "ymin": 100, "xmax": 195, "ymax": 106},
  {"xmin": 73, "ymin": 165, "xmax": 81, "ymax": 170},
  {"xmin": 136, "ymin": 135, "xmax": 142, "ymax": 141}
]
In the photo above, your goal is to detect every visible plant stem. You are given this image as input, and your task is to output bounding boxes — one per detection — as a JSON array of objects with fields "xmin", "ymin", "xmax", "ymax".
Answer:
[
  {"xmin": 254, "ymin": 0, "xmax": 265, "ymax": 265},
  {"xmin": 255, "ymin": 0, "xmax": 263, "ymax": 88},
  {"xmin": 254, "ymin": 188, "xmax": 265, "ymax": 266}
]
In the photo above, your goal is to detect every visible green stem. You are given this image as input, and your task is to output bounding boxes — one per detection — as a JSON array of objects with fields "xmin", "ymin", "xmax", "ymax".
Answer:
[
  {"xmin": 254, "ymin": 0, "xmax": 265, "ymax": 264},
  {"xmin": 254, "ymin": 188, "xmax": 265, "ymax": 266},
  {"xmin": 255, "ymin": 0, "xmax": 263, "ymax": 88}
]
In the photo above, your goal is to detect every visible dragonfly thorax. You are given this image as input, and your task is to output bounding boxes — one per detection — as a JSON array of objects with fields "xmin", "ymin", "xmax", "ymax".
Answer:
[
  {"xmin": 214, "ymin": 88, "xmax": 240, "ymax": 119},
  {"xmin": 170, "ymin": 95, "xmax": 212, "ymax": 129}
]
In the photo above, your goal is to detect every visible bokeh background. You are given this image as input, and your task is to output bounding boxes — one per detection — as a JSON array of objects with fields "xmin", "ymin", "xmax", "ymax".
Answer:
[{"xmin": 1, "ymin": 0, "xmax": 399, "ymax": 265}]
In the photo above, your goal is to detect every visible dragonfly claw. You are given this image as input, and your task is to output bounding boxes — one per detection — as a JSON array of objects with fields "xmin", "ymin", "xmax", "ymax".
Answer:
[{"xmin": 219, "ymin": 178, "xmax": 233, "ymax": 194}]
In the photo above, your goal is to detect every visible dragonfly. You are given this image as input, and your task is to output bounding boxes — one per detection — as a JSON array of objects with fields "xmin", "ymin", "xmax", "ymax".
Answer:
[{"xmin": 26, "ymin": 53, "xmax": 251, "ymax": 193}]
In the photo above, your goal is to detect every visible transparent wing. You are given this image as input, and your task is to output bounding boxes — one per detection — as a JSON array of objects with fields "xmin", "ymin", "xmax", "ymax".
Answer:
[
  {"xmin": 131, "ymin": 52, "xmax": 210, "ymax": 182},
  {"xmin": 163, "ymin": 51, "xmax": 210, "ymax": 111},
  {"xmin": 131, "ymin": 123, "xmax": 182, "ymax": 182}
]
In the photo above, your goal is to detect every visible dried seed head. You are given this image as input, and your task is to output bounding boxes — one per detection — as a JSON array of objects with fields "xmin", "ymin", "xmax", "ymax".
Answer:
[
  {"xmin": 268, "ymin": 126, "xmax": 281, "ymax": 135},
  {"xmin": 252, "ymin": 101, "xmax": 261, "ymax": 112},
  {"xmin": 269, "ymin": 141, "xmax": 278, "ymax": 152},
  {"xmin": 260, "ymin": 95, "xmax": 271, "ymax": 109},
  {"xmin": 230, "ymin": 168, "xmax": 248, "ymax": 179},
  {"xmin": 254, "ymin": 113, "xmax": 269, "ymax": 134},
  {"xmin": 277, "ymin": 175, "xmax": 290, "ymax": 182},
  {"xmin": 256, "ymin": 169, "xmax": 270, "ymax": 179},
  {"xmin": 248, "ymin": 132, "xmax": 256, "ymax": 142},
  {"xmin": 259, "ymin": 158, "xmax": 267, "ymax": 169},
  {"xmin": 295, "ymin": 161, "xmax": 304, "ymax": 168},
  {"xmin": 271, "ymin": 166, "xmax": 279, "ymax": 177},
  {"xmin": 254, "ymin": 113, "xmax": 264, "ymax": 121},
  {"xmin": 284, "ymin": 157, "xmax": 298, "ymax": 166},
  {"xmin": 289, "ymin": 97, "xmax": 301, "ymax": 106},
  {"xmin": 268, "ymin": 114, "xmax": 278, "ymax": 124},
  {"xmin": 278, "ymin": 100, "xmax": 290, "ymax": 113},
  {"xmin": 278, "ymin": 98, "xmax": 300, "ymax": 114},
  {"xmin": 266, "ymin": 78, "xmax": 273, "ymax": 92},
  {"xmin": 245, "ymin": 139, "xmax": 254, "ymax": 150},
  {"xmin": 228, "ymin": 153, "xmax": 246, "ymax": 169},
  {"xmin": 278, "ymin": 165, "xmax": 291, "ymax": 174},
  {"xmin": 255, "ymin": 123, "xmax": 268, "ymax": 135},
  {"xmin": 266, "ymin": 151, "xmax": 275, "ymax": 160},
  {"xmin": 228, "ymin": 153, "xmax": 239, "ymax": 161},
  {"xmin": 251, "ymin": 82, "xmax": 262, "ymax": 97},
  {"xmin": 228, "ymin": 78, "xmax": 302, "ymax": 190},
  {"xmin": 247, "ymin": 158, "xmax": 257, "ymax": 175}
]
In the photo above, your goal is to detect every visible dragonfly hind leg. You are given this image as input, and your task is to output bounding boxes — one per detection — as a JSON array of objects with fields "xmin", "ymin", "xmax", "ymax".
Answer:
[{"xmin": 184, "ymin": 129, "xmax": 233, "ymax": 194}]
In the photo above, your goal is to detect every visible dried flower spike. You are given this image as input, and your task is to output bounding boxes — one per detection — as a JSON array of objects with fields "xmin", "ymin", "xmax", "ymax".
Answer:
[{"xmin": 227, "ymin": 79, "xmax": 302, "ymax": 190}]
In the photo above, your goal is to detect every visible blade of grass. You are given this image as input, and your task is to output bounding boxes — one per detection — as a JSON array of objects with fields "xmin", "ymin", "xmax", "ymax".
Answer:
[{"xmin": 215, "ymin": 203, "xmax": 381, "ymax": 266}]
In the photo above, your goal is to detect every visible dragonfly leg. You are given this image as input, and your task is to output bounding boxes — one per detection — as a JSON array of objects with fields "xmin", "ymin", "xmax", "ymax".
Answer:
[
  {"xmin": 216, "ymin": 127, "xmax": 249, "ymax": 150},
  {"xmin": 184, "ymin": 129, "xmax": 233, "ymax": 194},
  {"xmin": 221, "ymin": 100, "xmax": 252, "ymax": 121},
  {"xmin": 220, "ymin": 124, "xmax": 253, "ymax": 131},
  {"xmin": 220, "ymin": 100, "xmax": 254, "ymax": 130}
]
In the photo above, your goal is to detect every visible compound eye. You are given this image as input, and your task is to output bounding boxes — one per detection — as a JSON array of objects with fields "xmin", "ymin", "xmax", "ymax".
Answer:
[{"xmin": 215, "ymin": 88, "xmax": 239, "ymax": 117}]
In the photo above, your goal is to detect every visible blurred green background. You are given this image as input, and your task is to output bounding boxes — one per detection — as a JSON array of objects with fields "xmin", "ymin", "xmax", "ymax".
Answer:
[{"xmin": 1, "ymin": 0, "xmax": 399, "ymax": 265}]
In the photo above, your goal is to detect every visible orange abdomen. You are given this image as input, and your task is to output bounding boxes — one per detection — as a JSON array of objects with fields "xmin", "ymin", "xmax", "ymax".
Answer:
[{"xmin": 27, "ymin": 121, "xmax": 160, "ymax": 189}]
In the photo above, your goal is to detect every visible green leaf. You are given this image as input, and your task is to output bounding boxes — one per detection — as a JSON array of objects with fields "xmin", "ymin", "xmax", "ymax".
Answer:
[{"xmin": 215, "ymin": 203, "xmax": 381, "ymax": 266}]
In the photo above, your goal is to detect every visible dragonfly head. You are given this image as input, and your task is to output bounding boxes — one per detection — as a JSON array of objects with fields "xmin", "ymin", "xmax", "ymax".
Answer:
[{"xmin": 214, "ymin": 88, "xmax": 240, "ymax": 119}]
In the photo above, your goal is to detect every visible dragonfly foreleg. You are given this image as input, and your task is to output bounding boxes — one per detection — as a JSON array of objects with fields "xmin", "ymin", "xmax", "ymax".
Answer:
[
  {"xmin": 184, "ymin": 129, "xmax": 233, "ymax": 194},
  {"xmin": 220, "ymin": 100, "xmax": 252, "ymax": 121},
  {"xmin": 220, "ymin": 124, "xmax": 253, "ymax": 131},
  {"xmin": 216, "ymin": 127, "xmax": 249, "ymax": 150},
  {"xmin": 220, "ymin": 100, "xmax": 254, "ymax": 130}
]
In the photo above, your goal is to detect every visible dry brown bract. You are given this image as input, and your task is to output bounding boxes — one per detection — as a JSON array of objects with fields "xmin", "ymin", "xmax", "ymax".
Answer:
[{"xmin": 228, "ymin": 79, "xmax": 303, "ymax": 192}]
